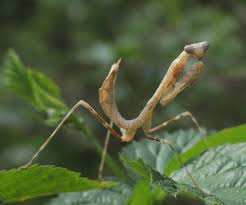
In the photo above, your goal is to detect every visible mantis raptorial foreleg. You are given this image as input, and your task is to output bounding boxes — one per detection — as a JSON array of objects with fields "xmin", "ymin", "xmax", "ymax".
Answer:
[
  {"xmin": 23, "ymin": 100, "xmax": 121, "ymax": 168},
  {"xmin": 160, "ymin": 61, "xmax": 204, "ymax": 106},
  {"xmin": 149, "ymin": 111, "xmax": 202, "ymax": 134},
  {"xmin": 147, "ymin": 60, "xmax": 205, "ymax": 133}
]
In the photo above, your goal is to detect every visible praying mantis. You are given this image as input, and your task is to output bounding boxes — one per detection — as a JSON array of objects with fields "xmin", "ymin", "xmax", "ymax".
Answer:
[{"xmin": 23, "ymin": 41, "xmax": 209, "ymax": 182}]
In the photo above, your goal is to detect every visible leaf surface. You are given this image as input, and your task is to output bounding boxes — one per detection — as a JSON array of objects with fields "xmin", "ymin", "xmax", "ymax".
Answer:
[
  {"xmin": 0, "ymin": 165, "xmax": 115, "ymax": 203},
  {"xmin": 165, "ymin": 124, "xmax": 246, "ymax": 175},
  {"xmin": 125, "ymin": 180, "xmax": 158, "ymax": 205},
  {"xmin": 122, "ymin": 129, "xmax": 204, "ymax": 174},
  {"xmin": 120, "ymin": 154, "xmax": 224, "ymax": 205},
  {"xmin": 3, "ymin": 50, "xmax": 66, "ymax": 113},
  {"xmin": 172, "ymin": 143, "xmax": 246, "ymax": 205},
  {"xmin": 48, "ymin": 180, "xmax": 132, "ymax": 205}
]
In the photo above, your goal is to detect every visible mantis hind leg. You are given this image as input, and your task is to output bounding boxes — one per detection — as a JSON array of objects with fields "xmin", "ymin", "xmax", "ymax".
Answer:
[{"xmin": 22, "ymin": 100, "xmax": 121, "ymax": 168}]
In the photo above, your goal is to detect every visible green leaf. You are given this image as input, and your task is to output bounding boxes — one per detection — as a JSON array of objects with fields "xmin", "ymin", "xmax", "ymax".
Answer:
[
  {"xmin": 47, "ymin": 180, "xmax": 132, "ymax": 205},
  {"xmin": 165, "ymin": 124, "xmax": 246, "ymax": 175},
  {"xmin": 172, "ymin": 143, "xmax": 246, "ymax": 205},
  {"xmin": 3, "ymin": 50, "xmax": 66, "ymax": 113},
  {"xmin": 120, "ymin": 154, "xmax": 151, "ymax": 180},
  {"xmin": 3, "ymin": 50, "xmax": 71, "ymax": 128},
  {"xmin": 121, "ymin": 127, "xmax": 246, "ymax": 204},
  {"xmin": 0, "ymin": 165, "xmax": 115, "ymax": 203},
  {"xmin": 125, "ymin": 180, "xmax": 155, "ymax": 205},
  {"xmin": 120, "ymin": 154, "xmax": 224, "ymax": 205},
  {"xmin": 122, "ymin": 129, "xmax": 204, "ymax": 174},
  {"xmin": 150, "ymin": 168, "xmax": 224, "ymax": 205}
]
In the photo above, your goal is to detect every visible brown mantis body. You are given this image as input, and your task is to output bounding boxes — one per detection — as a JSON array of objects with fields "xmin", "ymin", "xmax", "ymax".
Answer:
[
  {"xmin": 99, "ymin": 41, "xmax": 208, "ymax": 143},
  {"xmin": 23, "ymin": 42, "xmax": 209, "ymax": 179}
]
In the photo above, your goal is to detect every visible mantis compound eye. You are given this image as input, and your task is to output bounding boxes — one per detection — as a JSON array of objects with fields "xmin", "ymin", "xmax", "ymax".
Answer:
[{"xmin": 184, "ymin": 41, "xmax": 209, "ymax": 60}]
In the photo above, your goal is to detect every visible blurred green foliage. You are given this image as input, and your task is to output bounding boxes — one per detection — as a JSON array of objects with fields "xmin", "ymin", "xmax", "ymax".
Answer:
[{"xmin": 0, "ymin": 0, "xmax": 246, "ymax": 204}]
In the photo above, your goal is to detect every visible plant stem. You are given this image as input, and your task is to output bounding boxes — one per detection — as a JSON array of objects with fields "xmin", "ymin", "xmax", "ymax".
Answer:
[{"xmin": 77, "ymin": 123, "xmax": 126, "ymax": 178}]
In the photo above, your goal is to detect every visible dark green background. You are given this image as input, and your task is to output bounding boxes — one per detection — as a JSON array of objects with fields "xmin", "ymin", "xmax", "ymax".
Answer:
[{"xmin": 0, "ymin": 0, "xmax": 245, "ymax": 204}]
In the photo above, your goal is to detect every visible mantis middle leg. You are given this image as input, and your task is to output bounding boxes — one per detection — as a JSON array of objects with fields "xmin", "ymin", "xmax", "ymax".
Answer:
[{"xmin": 149, "ymin": 111, "xmax": 202, "ymax": 134}]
